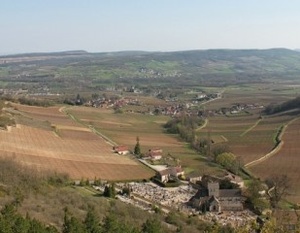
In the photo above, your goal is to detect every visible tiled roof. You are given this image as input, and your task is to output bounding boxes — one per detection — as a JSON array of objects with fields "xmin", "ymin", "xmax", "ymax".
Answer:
[
  {"xmin": 219, "ymin": 189, "xmax": 241, "ymax": 198},
  {"xmin": 114, "ymin": 145, "xmax": 129, "ymax": 152}
]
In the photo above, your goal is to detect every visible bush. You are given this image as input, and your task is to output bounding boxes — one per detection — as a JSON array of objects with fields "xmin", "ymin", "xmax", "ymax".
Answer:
[
  {"xmin": 216, "ymin": 152, "xmax": 240, "ymax": 174},
  {"xmin": 0, "ymin": 115, "xmax": 15, "ymax": 128}
]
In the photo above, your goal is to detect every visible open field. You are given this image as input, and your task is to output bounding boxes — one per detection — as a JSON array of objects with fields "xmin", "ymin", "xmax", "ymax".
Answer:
[
  {"xmin": 0, "ymin": 105, "xmax": 154, "ymax": 181},
  {"xmin": 249, "ymin": 117, "xmax": 300, "ymax": 203}
]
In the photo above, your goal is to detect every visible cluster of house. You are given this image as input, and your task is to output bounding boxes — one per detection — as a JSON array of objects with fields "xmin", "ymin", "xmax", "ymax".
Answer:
[
  {"xmin": 112, "ymin": 144, "xmax": 245, "ymax": 213},
  {"xmin": 191, "ymin": 93, "xmax": 221, "ymax": 104},
  {"xmin": 113, "ymin": 146, "xmax": 163, "ymax": 160},
  {"xmin": 113, "ymin": 145, "xmax": 185, "ymax": 183},
  {"xmin": 217, "ymin": 103, "xmax": 264, "ymax": 115},
  {"xmin": 86, "ymin": 97, "xmax": 142, "ymax": 109}
]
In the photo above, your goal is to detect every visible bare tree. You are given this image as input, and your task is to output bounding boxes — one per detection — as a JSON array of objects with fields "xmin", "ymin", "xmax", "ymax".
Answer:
[{"xmin": 266, "ymin": 175, "xmax": 290, "ymax": 208}]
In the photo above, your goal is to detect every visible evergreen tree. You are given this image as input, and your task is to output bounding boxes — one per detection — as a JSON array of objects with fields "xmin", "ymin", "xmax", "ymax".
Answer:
[
  {"xmin": 1, "ymin": 203, "xmax": 17, "ymax": 231},
  {"xmin": 142, "ymin": 218, "xmax": 162, "ymax": 233},
  {"xmin": 84, "ymin": 206, "xmax": 101, "ymax": 233},
  {"xmin": 12, "ymin": 215, "xmax": 30, "ymax": 233},
  {"xmin": 0, "ymin": 202, "xmax": 59, "ymax": 233},
  {"xmin": 111, "ymin": 183, "xmax": 116, "ymax": 198},
  {"xmin": 103, "ymin": 184, "xmax": 116, "ymax": 198},
  {"xmin": 103, "ymin": 185, "xmax": 111, "ymax": 197},
  {"xmin": 134, "ymin": 136, "xmax": 141, "ymax": 155},
  {"xmin": 62, "ymin": 207, "xmax": 86, "ymax": 233},
  {"xmin": 28, "ymin": 218, "xmax": 48, "ymax": 233},
  {"xmin": 46, "ymin": 225, "xmax": 60, "ymax": 233},
  {"xmin": 102, "ymin": 214, "xmax": 121, "ymax": 233}
]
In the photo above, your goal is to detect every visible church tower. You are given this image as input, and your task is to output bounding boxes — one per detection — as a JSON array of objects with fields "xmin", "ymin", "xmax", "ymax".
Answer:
[{"xmin": 208, "ymin": 182, "xmax": 219, "ymax": 197}]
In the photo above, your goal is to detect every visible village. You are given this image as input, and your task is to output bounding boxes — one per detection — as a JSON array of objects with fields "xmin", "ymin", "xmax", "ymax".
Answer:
[
  {"xmin": 84, "ymin": 89, "xmax": 264, "ymax": 118},
  {"xmin": 90, "ymin": 145, "xmax": 257, "ymax": 227}
]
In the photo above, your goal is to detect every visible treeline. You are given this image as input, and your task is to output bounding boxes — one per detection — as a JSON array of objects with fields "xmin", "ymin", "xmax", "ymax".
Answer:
[
  {"xmin": 164, "ymin": 115, "xmax": 229, "ymax": 158},
  {"xmin": 63, "ymin": 94, "xmax": 85, "ymax": 106},
  {"xmin": 0, "ymin": 95, "xmax": 54, "ymax": 107},
  {"xmin": 164, "ymin": 115, "xmax": 244, "ymax": 175},
  {"xmin": 264, "ymin": 96, "xmax": 300, "ymax": 115},
  {"xmin": 18, "ymin": 97, "xmax": 54, "ymax": 107},
  {"xmin": 164, "ymin": 115, "xmax": 203, "ymax": 142}
]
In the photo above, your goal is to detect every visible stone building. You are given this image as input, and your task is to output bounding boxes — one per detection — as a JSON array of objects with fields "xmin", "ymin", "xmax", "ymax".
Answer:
[{"xmin": 189, "ymin": 181, "xmax": 243, "ymax": 212}]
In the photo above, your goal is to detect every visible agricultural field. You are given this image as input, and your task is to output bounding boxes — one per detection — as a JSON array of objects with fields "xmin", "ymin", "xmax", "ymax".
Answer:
[
  {"xmin": 205, "ymin": 83, "xmax": 297, "ymax": 111},
  {"xmin": 0, "ymin": 104, "xmax": 155, "ymax": 181},
  {"xmin": 199, "ymin": 113, "xmax": 293, "ymax": 164},
  {"xmin": 67, "ymin": 106, "xmax": 223, "ymax": 176},
  {"xmin": 249, "ymin": 117, "xmax": 300, "ymax": 203},
  {"xmin": 199, "ymin": 85, "xmax": 300, "ymax": 202}
]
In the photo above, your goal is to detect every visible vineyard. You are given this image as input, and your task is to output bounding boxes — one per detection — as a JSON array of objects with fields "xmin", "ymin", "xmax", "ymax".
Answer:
[
  {"xmin": 250, "ymin": 117, "xmax": 300, "ymax": 203},
  {"xmin": 0, "ymin": 105, "xmax": 154, "ymax": 181}
]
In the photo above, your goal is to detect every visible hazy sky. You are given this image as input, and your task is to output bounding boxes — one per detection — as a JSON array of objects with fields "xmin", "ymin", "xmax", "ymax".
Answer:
[{"xmin": 1, "ymin": 0, "xmax": 300, "ymax": 54}]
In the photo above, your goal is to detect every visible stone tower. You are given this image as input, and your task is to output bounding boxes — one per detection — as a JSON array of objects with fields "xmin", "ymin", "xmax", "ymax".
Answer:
[{"xmin": 208, "ymin": 182, "xmax": 219, "ymax": 197}]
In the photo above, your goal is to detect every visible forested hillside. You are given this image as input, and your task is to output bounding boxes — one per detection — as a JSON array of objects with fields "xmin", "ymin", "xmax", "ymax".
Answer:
[{"xmin": 264, "ymin": 96, "xmax": 300, "ymax": 115}]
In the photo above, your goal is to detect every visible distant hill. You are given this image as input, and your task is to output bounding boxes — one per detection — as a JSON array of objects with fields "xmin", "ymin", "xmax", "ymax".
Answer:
[
  {"xmin": 1, "ymin": 50, "xmax": 89, "ymax": 58},
  {"xmin": 2, "ymin": 48, "xmax": 300, "ymax": 88}
]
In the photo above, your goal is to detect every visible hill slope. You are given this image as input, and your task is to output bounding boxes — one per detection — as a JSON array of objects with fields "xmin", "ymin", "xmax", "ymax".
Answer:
[{"xmin": 1, "ymin": 48, "xmax": 300, "ymax": 91}]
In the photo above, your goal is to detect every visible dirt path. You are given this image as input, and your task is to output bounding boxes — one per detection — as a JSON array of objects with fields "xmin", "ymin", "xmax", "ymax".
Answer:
[
  {"xmin": 62, "ymin": 106, "xmax": 118, "ymax": 146},
  {"xmin": 240, "ymin": 118, "xmax": 262, "ymax": 137},
  {"xmin": 196, "ymin": 118, "xmax": 208, "ymax": 132},
  {"xmin": 245, "ymin": 117, "xmax": 300, "ymax": 168}
]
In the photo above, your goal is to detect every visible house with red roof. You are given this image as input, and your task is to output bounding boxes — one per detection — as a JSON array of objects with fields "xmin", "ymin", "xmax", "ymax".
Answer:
[
  {"xmin": 147, "ymin": 148, "xmax": 163, "ymax": 160},
  {"xmin": 113, "ymin": 145, "xmax": 130, "ymax": 155}
]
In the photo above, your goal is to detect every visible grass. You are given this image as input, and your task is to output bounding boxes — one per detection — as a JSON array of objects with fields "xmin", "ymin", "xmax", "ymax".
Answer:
[{"xmin": 72, "ymin": 186, "xmax": 101, "ymax": 197}]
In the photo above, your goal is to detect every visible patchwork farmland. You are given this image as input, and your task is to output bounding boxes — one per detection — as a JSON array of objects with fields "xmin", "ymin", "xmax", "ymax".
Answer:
[
  {"xmin": 249, "ymin": 117, "xmax": 300, "ymax": 203},
  {"xmin": 0, "ymin": 104, "xmax": 154, "ymax": 181},
  {"xmin": 200, "ymin": 113, "xmax": 294, "ymax": 164},
  {"xmin": 199, "ymin": 85, "xmax": 300, "ymax": 203},
  {"xmin": 67, "ymin": 106, "xmax": 223, "ymax": 175}
]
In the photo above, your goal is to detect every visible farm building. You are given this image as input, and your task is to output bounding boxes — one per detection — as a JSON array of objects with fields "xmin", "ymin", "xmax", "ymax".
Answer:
[
  {"xmin": 157, "ymin": 166, "xmax": 184, "ymax": 183},
  {"xmin": 186, "ymin": 174, "xmax": 202, "ymax": 184},
  {"xmin": 145, "ymin": 148, "xmax": 163, "ymax": 160},
  {"xmin": 189, "ymin": 181, "xmax": 243, "ymax": 212},
  {"xmin": 113, "ymin": 145, "xmax": 130, "ymax": 155}
]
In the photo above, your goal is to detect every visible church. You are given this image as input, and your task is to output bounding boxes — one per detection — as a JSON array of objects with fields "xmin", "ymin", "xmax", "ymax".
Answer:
[{"xmin": 189, "ymin": 181, "xmax": 244, "ymax": 212}]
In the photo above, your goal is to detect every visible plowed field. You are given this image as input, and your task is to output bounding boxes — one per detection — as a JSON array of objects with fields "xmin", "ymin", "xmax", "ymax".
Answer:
[
  {"xmin": 0, "ymin": 105, "xmax": 154, "ymax": 181},
  {"xmin": 249, "ymin": 117, "xmax": 300, "ymax": 203}
]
